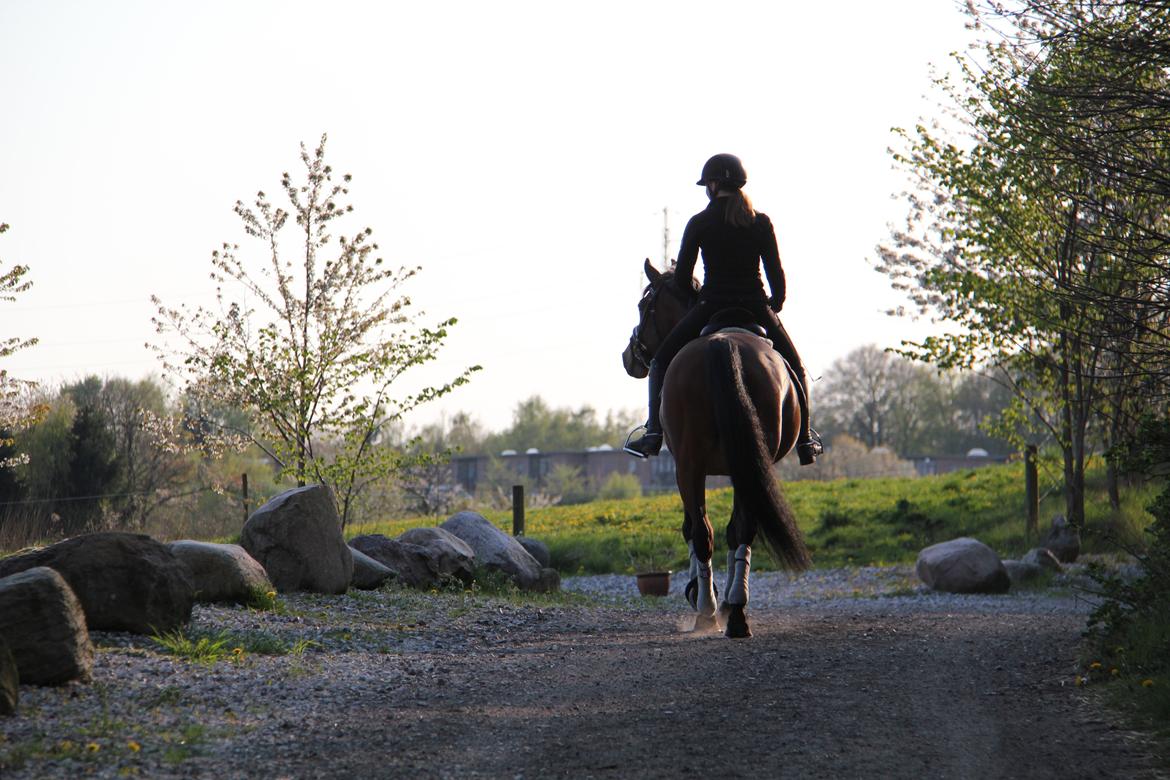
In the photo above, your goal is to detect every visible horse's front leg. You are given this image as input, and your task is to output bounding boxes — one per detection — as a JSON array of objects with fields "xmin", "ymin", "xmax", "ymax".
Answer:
[
  {"xmin": 723, "ymin": 543, "xmax": 752, "ymax": 638},
  {"xmin": 678, "ymin": 468, "xmax": 717, "ymax": 631}
]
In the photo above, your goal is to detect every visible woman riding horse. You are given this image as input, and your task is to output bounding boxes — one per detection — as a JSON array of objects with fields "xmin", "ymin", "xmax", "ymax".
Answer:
[{"xmin": 624, "ymin": 153, "xmax": 822, "ymax": 464}]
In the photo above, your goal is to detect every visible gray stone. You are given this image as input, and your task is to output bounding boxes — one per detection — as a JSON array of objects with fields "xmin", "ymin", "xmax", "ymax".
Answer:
[
  {"xmin": 915, "ymin": 537, "xmax": 1010, "ymax": 594},
  {"xmin": 440, "ymin": 511, "xmax": 545, "ymax": 590},
  {"xmin": 0, "ymin": 533, "xmax": 195, "ymax": 634},
  {"xmin": 1040, "ymin": 515, "xmax": 1081, "ymax": 563},
  {"xmin": 0, "ymin": 567, "xmax": 93, "ymax": 685},
  {"xmin": 516, "ymin": 537, "xmax": 551, "ymax": 568},
  {"xmin": 534, "ymin": 566, "xmax": 561, "ymax": 593},
  {"xmin": 349, "ymin": 535, "xmax": 438, "ymax": 589},
  {"xmin": 240, "ymin": 484, "xmax": 353, "ymax": 595},
  {"xmin": 0, "ymin": 636, "xmax": 17, "ymax": 715},
  {"xmin": 349, "ymin": 547, "xmax": 396, "ymax": 590},
  {"xmin": 1003, "ymin": 560, "xmax": 1045, "ymax": 585},
  {"xmin": 168, "ymin": 541, "xmax": 272, "ymax": 605},
  {"xmin": 1022, "ymin": 547, "xmax": 1064, "ymax": 572},
  {"xmin": 397, "ymin": 527, "xmax": 476, "ymax": 585}
]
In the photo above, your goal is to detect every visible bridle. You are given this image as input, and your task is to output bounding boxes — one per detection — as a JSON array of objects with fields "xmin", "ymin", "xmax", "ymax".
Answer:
[{"xmin": 627, "ymin": 279, "xmax": 692, "ymax": 372}]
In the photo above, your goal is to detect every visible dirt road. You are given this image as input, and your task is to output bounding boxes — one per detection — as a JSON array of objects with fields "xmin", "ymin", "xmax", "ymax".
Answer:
[{"xmin": 3, "ymin": 587, "xmax": 1164, "ymax": 778}]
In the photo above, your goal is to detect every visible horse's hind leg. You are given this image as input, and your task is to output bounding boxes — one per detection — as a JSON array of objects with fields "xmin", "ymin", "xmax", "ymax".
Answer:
[
  {"xmin": 719, "ymin": 501, "xmax": 740, "ymax": 621},
  {"xmin": 724, "ymin": 494, "xmax": 754, "ymax": 639},
  {"xmin": 678, "ymin": 467, "xmax": 718, "ymax": 631}
]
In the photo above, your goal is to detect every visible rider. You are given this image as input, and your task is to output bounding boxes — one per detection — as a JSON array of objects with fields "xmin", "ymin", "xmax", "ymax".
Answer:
[{"xmin": 624, "ymin": 153, "xmax": 823, "ymax": 464}]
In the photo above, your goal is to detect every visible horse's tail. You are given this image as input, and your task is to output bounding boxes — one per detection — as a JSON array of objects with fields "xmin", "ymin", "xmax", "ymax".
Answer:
[{"xmin": 707, "ymin": 337, "xmax": 811, "ymax": 571}]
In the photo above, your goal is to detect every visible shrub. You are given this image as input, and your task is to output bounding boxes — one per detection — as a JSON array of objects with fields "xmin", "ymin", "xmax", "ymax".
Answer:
[{"xmin": 597, "ymin": 472, "xmax": 641, "ymax": 501}]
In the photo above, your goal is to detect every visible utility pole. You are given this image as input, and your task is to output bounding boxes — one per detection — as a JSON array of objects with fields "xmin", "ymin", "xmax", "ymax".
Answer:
[{"xmin": 662, "ymin": 206, "xmax": 671, "ymax": 268}]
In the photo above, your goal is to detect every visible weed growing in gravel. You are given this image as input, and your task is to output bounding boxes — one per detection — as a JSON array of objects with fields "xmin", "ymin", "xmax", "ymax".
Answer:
[
  {"xmin": 151, "ymin": 627, "xmax": 317, "ymax": 662},
  {"xmin": 151, "ymin": 628, "xmax": 231, "ymax": 664}
]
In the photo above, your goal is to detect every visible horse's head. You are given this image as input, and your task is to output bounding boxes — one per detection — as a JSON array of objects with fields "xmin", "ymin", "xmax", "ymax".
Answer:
[{"xmin": 621, "ymin": 258, "xmax": 696, "ymax": 378}]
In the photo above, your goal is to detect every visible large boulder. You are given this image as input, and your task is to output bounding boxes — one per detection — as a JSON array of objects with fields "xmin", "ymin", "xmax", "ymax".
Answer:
[
  {"xmin": 915, "ymin": 537, "xmax": 1011, "ymax": 594},
  {"xmin": 0, "ymin": 567, "xmax": 93, "ymax": 685},
  {"xmin": 1040, "ymin": 515, "xmax": 1081, "ymax": 563},
  {"xmin": 167, "ymin": 541, "xmax": 272, "ymax": 605},
  {"xmin": 440, "ymin": 512, "xmax": 546, "ymax": 590},
  {"xmin": 0, "ymin": 533, "xmax": 195, "ymax": 634},
  {"xmin": 349, "ymin": 547, "xmax": 396, "ymax": 590},
  {"xmin": 240, "ymin": 484, "xmax": 353, "ymax": 595},
  {"xmin": 349, "ymin": 535, "xmax": 438, "ymax": 589},
  {"xmin": 0, "ymin": 637, "xmax": 17, "ymax": 715},
  {"xmin": 1002, "ymin": 559, "xmax": 1045, "ymax": 586},
  {"xmin": 397, "ymin": 527, "xmax": 476, "ymax": 585},
  {"xmin": 516, "ymin": 536, "xmax": 552, "ymax": 568}
]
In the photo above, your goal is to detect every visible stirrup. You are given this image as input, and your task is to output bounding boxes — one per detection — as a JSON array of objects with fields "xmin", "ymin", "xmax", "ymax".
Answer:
[
  {"xmin": 623, "ymin": 426, "xmax": 662, "ymax": 458},
  {"xmin": 797, "ymin": 429, "xmax": 823, "ymax": 466}
]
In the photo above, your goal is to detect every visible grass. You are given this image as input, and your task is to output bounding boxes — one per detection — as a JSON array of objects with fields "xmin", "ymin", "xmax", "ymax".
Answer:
[
  {"xmin": 150, "ymin": 627, "xmax": 320, "ymax": 663},
  {"xmin": 346, "ymin": 461, "xmax": 1160, "ymax": 574}
]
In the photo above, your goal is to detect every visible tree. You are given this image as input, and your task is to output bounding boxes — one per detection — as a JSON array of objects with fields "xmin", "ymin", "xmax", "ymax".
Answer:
[
  {"xmin": 876, "ymin": 3, "xmax": 1170, "ymax": 527},
  {"xmin": 153, "ymin": 136, "xmax": 479, "ymax": 525},
  {"xmin": 481, "ymin": 396, "xmax": 639, "ymax": 454},
  {"xmin": 0, "ymin": 222, "xmax": 39, "ymax": 453}
]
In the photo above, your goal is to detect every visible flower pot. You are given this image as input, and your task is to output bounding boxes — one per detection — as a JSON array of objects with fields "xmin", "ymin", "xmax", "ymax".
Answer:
[{"xmin": 635, "ymin": 571, "xmax": 672, "ymax": 597}]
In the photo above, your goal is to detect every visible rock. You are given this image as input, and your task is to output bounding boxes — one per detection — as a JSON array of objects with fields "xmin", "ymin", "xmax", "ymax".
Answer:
[
  {"xmin": 0, "ymin": 533, "xmax": 195, "ymax": 634},
  {"xmin": 516, "ymin": 537, "xmax": 551, "ymax": 568},
  {"xmin": 440, "ymin": 511, "xmax": 545, "ymax": 590},
  {"xmin": 0, "ymin": 567, "xmax": 93, "ymax": 685},
  {"xmin": 0, "ymin": 636, "xmax": 17, "ymax": 715},
  {"xmin": 1003, "ymin": 560, "xmax": 1045, "ymax": 585},
  {"xmin": 915, "ymin": 537, "xmax": 1010, "ymax": 594},
  {"xmin": 1040, "ymin": 515, "xmax": 1081, "ymax": 563},
  {"xmin": 167, "ymin": 541, "xmax": 272, "ymax": 605},
  {"xmin": 349, "ymin": 535, "xmax": 438, "ymax": 589},
  {"xmin": 349, "ymin": 547, "xmax": 396, "ymax": 590},
  {"xmin": 1022, "ymin": 547, "xmax": 1064, "ymax": 572},
  {"xmin": 534, "ymin": 566, "xmax": 561, "ymax": 593},
  {"xmin": 397, "ymin": 527, "xmax": 476, "ymax": 585},
  {"xmin": 240, "ymin": 484, "xmax": 353, "ymax": 595}
]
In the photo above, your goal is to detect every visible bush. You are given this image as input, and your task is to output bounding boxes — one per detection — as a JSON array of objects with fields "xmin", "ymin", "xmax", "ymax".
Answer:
[{"xmin": 597, "ymin": 472, "xmax": 641, "ymax": 501}]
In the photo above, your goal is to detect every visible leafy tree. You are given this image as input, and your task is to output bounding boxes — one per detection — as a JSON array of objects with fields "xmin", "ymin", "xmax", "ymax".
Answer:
[
  {"xmin": 0, "ymin": 222, "xmax": 38, "ymax": 452},
  {"xmin": 153, "ymin": 136, "xmax": 478, "ymax": 525},
  {"xmin": 876, "ymin": 3, "xmax": 1170, "ymax": 527},
  {"xmin": 481, "ymin": 396, "xmax": 638, "ymax": 454}
]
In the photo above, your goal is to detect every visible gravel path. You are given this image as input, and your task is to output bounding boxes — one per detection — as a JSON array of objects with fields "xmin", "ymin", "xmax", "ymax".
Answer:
[{"xmin": 1, "ymin": 564, "xmax": 1164, "ymax": 779}]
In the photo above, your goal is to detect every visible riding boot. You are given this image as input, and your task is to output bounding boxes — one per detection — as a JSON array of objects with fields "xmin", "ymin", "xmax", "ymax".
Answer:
[
  {"xmin": 623, "ymin": 359, "xmax": 665, "ymax": 458},
  {"xmin": 768, "ymin": 323, "xmax": 822, "ymax": 465}
]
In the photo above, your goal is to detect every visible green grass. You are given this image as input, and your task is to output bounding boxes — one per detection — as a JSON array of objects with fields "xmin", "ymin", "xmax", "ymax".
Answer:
[{"xmin": 348, "ymin": 461, "xmax": 1160, "ymax": 574}]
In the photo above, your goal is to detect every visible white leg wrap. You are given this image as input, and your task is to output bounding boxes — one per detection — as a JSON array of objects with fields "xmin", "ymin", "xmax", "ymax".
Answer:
[
  {"xmin": 726, "ymin": 544, "xmax": 751, "ymax": 606},
  {"xmin": 722, "ymin": 549, "xmax": 736, "ymax": 604},
  {"xmin": 696, "ymin": 559, "xmax": 716, "ymax": 617},
  {"xmin": 687, "ymin": 541, "xmax": 699, "ymax": 582}
]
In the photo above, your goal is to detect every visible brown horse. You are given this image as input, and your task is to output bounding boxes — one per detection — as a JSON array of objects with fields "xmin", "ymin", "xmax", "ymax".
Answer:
[{"xmin": 622, "ymin": 259, "xmax": 811, "ymax": 638}]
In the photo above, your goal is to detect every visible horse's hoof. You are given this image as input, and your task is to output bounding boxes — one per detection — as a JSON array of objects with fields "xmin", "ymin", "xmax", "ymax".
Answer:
[
  {"xmin": 692, "ymin": 613, "xmax": 720, "ymax": 633},
  {"xmin": 717, "ymin": 601, "xmax": 731, "ymax": 622},
  {"xmin": 724, "ymin": 605, "xmax": 752, "ymax": 639}
]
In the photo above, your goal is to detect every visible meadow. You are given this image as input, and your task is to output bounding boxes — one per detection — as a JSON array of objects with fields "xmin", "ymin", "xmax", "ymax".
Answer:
[{"xmin": 348, "ymin": 461, "xmax": 1159, "ymax": 574}]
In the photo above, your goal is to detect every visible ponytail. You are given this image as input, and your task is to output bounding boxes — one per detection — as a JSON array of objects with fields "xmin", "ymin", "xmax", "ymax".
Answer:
[{"xmin": 722, "ymin": 189, "xmax": 755, "ymax": 228}]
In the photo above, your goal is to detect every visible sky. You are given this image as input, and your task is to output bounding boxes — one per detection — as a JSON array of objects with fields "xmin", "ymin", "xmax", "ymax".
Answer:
[{"xmin": 0, "ymin": 0, "xmax": 974, "ymax": 434}]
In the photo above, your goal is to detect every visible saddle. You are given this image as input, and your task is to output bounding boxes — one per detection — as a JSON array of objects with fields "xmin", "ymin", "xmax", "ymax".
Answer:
[{"xmin": 699, "ymin": 307, "xmax": 768, "ymax": 339}]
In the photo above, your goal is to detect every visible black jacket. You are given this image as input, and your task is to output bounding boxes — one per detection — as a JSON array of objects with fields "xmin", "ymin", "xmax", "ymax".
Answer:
[{"xmin": 672, "ymin": 196, "xmax": 786, "ymax": 307}]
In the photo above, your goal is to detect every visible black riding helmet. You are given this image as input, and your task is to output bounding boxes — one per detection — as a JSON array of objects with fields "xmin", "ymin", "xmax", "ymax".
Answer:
[{"xmin": 696, "ymin": 153, "xmax": 747, "ymax": 187}]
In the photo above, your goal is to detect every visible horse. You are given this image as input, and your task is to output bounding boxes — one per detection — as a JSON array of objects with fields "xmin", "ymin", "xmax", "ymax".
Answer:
[{"xmin": 622, "ymin": 259, "xmax": 811, "ymax": 638}]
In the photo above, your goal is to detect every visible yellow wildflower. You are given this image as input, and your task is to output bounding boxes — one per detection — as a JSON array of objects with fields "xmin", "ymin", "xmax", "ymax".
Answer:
[
  {"xmin": 86, "ymin": 742, "xmax": 101, "ymax": 753},
  {"xmin": 266, "ymin": 591, "xmax": 276, "ymax": 600},
  {"xmin": 1089, "ymin": 662, "xmax": 1102, "ymax": 670},
  {"xmin": 127, "ymin": 740, "xmax": 141, "ymax": 753},
  {"xmin": 1142, "ymin": 679, "xmax": 1155, "ymax": 688},
  {"xmin": 1111, "ymin": 668, "xmax": 1120, "ymax": 676},
  {"xmin": 1075, "ymin": 675, "xmax": 1085, "ymax": 687}
]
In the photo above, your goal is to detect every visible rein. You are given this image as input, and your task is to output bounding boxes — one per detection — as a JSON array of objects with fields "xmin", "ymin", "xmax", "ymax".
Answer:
[{"xmin": 628, "ymin": 279, "xmax": 693, "ymax": 371}]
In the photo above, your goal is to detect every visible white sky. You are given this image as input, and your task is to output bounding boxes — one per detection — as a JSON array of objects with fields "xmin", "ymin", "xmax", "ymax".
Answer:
[{"xmin": 0, "ymin": 0, "xmax": 972, "ymax": 433}]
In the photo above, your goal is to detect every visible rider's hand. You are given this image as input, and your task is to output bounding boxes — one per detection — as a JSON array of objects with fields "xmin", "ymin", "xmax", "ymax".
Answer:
[{"xmin": 768, "ymin": 294, "xmax": 784, "ymax": 313}]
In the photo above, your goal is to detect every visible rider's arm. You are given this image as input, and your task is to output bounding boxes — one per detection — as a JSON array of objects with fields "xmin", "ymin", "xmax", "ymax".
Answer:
[
  {"xmin": 757, "ymin": 213, "xmax": 786, "ymax": 310},
  {"xmin": 673, "ymin": 214, "xmax": 701, "ymax": 294}
]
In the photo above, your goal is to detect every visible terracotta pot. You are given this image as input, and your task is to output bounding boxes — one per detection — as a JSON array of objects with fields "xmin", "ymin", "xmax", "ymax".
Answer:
[{"xmin": 635, "ymin": 571, "xmax": 672, "ymax": 597}]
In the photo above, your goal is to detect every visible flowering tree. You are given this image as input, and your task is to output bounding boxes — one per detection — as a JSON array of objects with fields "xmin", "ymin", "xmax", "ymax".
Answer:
[
  {"xmin": 0, "ymin": 222, "xmax": 39, "ymax": 461},
  {"xmin": 153, "ymin": 137, "xmax": 479, "ymax": 525}
]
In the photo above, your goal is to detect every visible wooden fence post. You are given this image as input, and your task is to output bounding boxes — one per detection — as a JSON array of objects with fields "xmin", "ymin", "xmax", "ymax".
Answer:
[
  {"xmin": 242, "ymin": 473, "xmax": 250, "ymax": 525},
  {"xmin": 1025, "ymin": 445, "xmax": 1038, "ymax": 539},
  {"xmin": 512, "ymin": 485, "xmax": 525, "ymax": 537}
]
